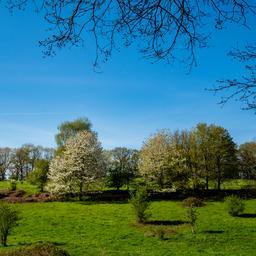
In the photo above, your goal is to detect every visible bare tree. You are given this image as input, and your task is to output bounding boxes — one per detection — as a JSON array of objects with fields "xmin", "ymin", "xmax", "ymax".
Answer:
[
  {"xmin": 212, "ymin": 44, "xmax": 256, "ymax": 111},
  {"xmin": 4, "ymin": 0, "xmax": 256, "ymax": 68},
  {"xmin": 0, "ymin": 148, "xmax": 12, "ymax": 180},
  {"xmin": 4, "ymin": 1, "xmax": 256, "ymax": 110}
]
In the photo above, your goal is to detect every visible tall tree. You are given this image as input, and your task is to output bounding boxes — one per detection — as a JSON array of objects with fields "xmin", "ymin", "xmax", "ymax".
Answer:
[
  {"xmin": 193, "ymin": 123, "xmax": 214, "ymax": 190},
  {"xmin": 0, "ymin": 148, "xmax": 12, "ymax": 180},
  {"xmin": 55, "ymin": 117, "xmax": 92, "ymax": 155},
  {"xmin": 11, "ymin": 146, "xmax": 31, "ymax": 180},
  {"xmin": 11, "ymin": 144, "xmax": 42, "ymax": 180},
  {"xmin": 238, "ymin": 141, "xmax": 256, "ymax": 179},
  {"xmin": 209, "ymin": 125, "xmax": 238, "ymax": 190},
  {"xmin": 48, "ymin": 131, "xmax": 105, "ymax": 199},
  {"xmin": 106, "ymin": 147, "xmax": 139, "ymax": 190},
  {"xmin": 139, "ymin": 130, "xmax": 183, "ymax": 189},
  {"xmin": 171, "ymin": 130, "xmax": 198, "ymax": 189}
]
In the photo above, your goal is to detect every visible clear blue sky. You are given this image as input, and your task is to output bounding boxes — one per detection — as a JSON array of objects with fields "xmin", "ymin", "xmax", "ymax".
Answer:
[{"xmin": 0, "ymin": 7, "xmax": 255, "ymax": 149}]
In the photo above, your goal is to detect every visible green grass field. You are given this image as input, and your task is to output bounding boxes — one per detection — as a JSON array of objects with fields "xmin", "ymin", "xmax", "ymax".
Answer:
[
  {"xmin": 0, "ymin": 199, "xmax": 256, "ymax": 255},
  {"xmin": 0, "ymin": 181, "xmax": 39, "ymax": 195}
]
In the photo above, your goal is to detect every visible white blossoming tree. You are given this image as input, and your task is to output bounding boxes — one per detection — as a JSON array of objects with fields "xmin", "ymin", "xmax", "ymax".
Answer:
[
  {"xmin": 139, "ymin": 130, "xmax": 184, "ymax": 189},
  {"xmin": 47, "ymin": 131, "xmax": 105, "ymax": 199}
]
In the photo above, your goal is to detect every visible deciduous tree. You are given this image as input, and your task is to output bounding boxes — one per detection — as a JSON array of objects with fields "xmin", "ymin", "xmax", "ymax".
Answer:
[
  {"xmin": 55, "ymin": 117, "xmax": 92, "ymax": 155},
  {"xmin": 48, "ymin": 131, "xmax": 105, "ymax": 199},
  {"xmin": 139, "ymin": 130, "xmax": 183, "ymax": 189},
  {"xmin": 0, "ymin": 148, "xmax": 12, "ymax": 181},
  {"xmin": 238, "ymin": 141, "xmax": 256, "ymax": 179}
]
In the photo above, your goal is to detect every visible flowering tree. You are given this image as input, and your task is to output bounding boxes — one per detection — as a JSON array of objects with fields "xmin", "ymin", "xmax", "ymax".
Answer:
[
  {"xmin": 139, "ymin": 130, "xmax": 184, "ymax": 189},
  {"xmin": 47, "ymin": 131, "xmax": 105, "ymax": 199}
]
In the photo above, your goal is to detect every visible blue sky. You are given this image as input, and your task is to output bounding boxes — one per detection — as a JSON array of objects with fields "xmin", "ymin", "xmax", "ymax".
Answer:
[{"xmin": 0, "ymin": 7, "xmax": 255, "ymax": 149}]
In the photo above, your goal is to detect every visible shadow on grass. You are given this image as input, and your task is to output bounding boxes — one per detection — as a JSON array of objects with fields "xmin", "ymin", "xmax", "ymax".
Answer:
[
  {"xmin": 17, "ymin": 241, "xmax": 67, "ymax": 247},
  {"xmin": 237, "ymin": 213, "xmax": 256, "ymax": 218},
  {"xmin": 78, "ymin": 200, "xmax": 129, "ymax": 205},
  {"xmin": 203, "ymin": 230, "xmax": 224, "ymax": 234},
  {"xmin": 145, "ymin": 220, "xmax": 189, "ymax": 226}
]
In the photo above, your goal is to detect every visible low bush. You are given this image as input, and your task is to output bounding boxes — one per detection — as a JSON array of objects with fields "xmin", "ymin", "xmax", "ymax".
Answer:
[
  {"xmin": 0, "ymin": 202, "xmax": 20, "ymax": 247},
  {"xmin": 185, "ymin": 206, "xmax": 198, "ymax": 234},
  {"xmin": 129, "ymin": 187, "xmax": 151, "ymax": 223},
  {"xmin": 182, "ymin": 197, "xmax": 204, "ymax": 208},
  {"xmin": 9, "ymin": 180, "xmax": 16, "ymax": 191},
  {"xmin": 225, "ymin": 195, "xmax": 245, "ymax": 216}
]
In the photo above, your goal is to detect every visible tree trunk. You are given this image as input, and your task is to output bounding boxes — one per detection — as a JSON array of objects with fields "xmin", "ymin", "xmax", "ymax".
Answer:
[
  {"xmin": 79, "ymin": 182, "xmax": 83, "ymax": 201},
  {"xmin": 1, "ymin": 232, "xmax": 7, "ymax": 247},
  {"xmin": 216, "ymin": 158, "xmax": 221, "ymax": 191},
  {"xmin": 205, "ymin": 176, "xmax": 209, "ymax": 191},
  {"xmin": 1, "ymin": 172, "xmax": 5, "ymax": 181}
]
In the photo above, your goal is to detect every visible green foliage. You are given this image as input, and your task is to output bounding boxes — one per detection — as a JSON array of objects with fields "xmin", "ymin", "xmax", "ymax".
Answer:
[
  {"xmin": 105, "ymin": 148, "xmax": 139, "ymax": 190},
  {"xmin": 55, "ymin": 117, "xmax": 92, "ymax": 155},
  {"xmin": 182, "ymin": 197, "xmax": 204, "ymax": 208},
  {"xmin": 28, "ymin": 160, "xmax": 49, "ymax": 192},
  {"xmin": 0, "ymin": 243, "xmax": 70, "ymax": 256},
  {"xmin": 238, "ymin": 142, "xmax": 256, "ymax": 179},
  {"xmin": 129, "ymin": 187, "xmax": 151, "ymax": 223},
  {"xmin": 0, "ymin": 203, "xmax": 19, "ymax": 246},
  {"xmin": 185, "ymin": 206, "xmax": 198, "ymax": 233},
  {"xmin": 183, "ymin": 197, "xmax": 200, "ymax": 233},
  {"xmin": 106, "ymin": 167, "xmax": 124, "ymax": 190},
  {"xmin": 225, "ymin": 195, "xmax": 245, "ymax": 216},
  {"xmin": 9, "ymin": 180, "xmax": 16, "ymax": 191}
]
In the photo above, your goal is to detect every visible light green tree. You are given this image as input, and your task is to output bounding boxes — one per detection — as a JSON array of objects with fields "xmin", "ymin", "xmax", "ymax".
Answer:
[
  {"xmin": 139, "ymin": 130, "xmax": 183, "ymax": 189},
  {"xmin": 238, "ymin": 141, "xmax": 256, "ymax": 179},
  {"xmin": 28, "ymin": 159, "xmax": 49, "ymax": 192}
]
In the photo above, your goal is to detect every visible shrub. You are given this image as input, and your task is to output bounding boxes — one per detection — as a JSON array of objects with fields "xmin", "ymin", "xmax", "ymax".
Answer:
[
  {"xmin": 129, "ymin": 187, "xmax": 151, "ymax": 223},
  {"xmin": 185, "ymin": 206, "xmax": 198, "ymax": 234},
  {"xmin": 9, "ymin": 180, "xmax": 17, "ymax": 191},
  {"xmin": 225, "ymin": 195, "xmax": 245, "ymax": 216},
  {"xmin": 182, "ymin": 197, "xmax": 204, "ymax": 208},
  {"xmin": 0, "ymin": 202, "xmax": 20, "ymax": 246}
]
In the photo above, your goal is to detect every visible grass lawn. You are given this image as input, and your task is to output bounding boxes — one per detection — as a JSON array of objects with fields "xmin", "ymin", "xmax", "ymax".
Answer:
[
  {"xmin": 0, "ymin": 199, "xmax": 256, "ymax": 255},
  {"xmin": 0, "ymin": 181, "xmax": 39, "ymax": 195}
]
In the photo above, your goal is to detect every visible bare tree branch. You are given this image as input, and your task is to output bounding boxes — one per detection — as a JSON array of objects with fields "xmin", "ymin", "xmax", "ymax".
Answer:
[
  {"xmin": 211, "ymin": 44, "xmax": 256, "ymax": 111},
  {"xmin": 4, "ymin": 0, "xmax": 256, "ymax": 69}
]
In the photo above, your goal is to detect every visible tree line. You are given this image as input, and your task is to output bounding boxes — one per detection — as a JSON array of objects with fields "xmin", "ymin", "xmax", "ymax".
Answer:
[
  {"xmin": 0, "ymin": 145, "xmax": 54, "ymax": 181},
  {"xmin": 0, "ymin": 118, "xmax": 255, "ymax": 196}
]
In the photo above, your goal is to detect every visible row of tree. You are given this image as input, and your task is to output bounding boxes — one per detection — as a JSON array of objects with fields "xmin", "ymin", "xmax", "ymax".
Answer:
[
  {"xmin": 0, "ymin": 145, "xmax": 54, "ymax": 181},
  {"xmin": 140, "ymin": 124, "xmax": 238, "ymax": 190},
  {"xmin": 1, "ymin": 118, "xmax": 256, "ymax": 196},
  {"xmin": 46, "ymin": 118, "xmax": 256, "ymax": 197}
]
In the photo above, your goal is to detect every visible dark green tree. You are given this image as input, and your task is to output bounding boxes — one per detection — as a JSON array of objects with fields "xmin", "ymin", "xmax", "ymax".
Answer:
[
  {"xmin": 0, "ymin": 202, "xmax": 19, "ymax": 247},
  {"xmin": 106, "ymin": 148, "xmax": 139, "ymax": 190},
  {"xmin": 55, "ymin": 117, "xmax": 92, "ymax": 155}
]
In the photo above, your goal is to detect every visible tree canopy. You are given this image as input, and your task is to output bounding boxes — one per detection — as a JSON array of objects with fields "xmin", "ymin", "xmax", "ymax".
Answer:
[
  {"xmin": 48, "ymin": 131, "xmax": 105, "ymax": 199},
  {"xmin": 55, "ymin": 117, "xmax": 92, "ymax": 155}
]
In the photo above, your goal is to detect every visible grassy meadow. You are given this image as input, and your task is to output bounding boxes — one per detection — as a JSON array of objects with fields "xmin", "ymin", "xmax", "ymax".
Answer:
[
  {"xmin": 0, "ymin": 199, "xmax": 255, "ymax": 255},
  {"xmin": 0, "ymin": 181, "xmax": 39, "ymax": 195}
]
